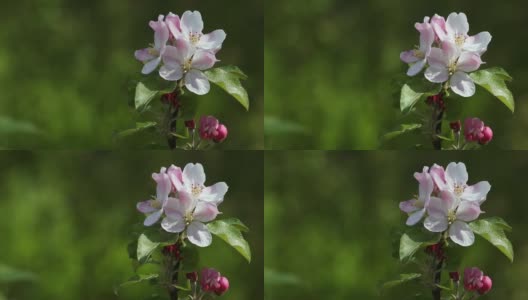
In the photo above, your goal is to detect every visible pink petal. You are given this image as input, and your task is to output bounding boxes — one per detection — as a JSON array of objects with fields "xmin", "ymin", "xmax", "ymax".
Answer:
[
  {"xmin": 464, "ymin": 32, "xmax": 492, "ymax": 54},
  {"xmin": 407, "ymin": 209, "xmax": 425, "ymax": 226},
  {"xmin": 181, "ymin": 11, "xmax": 204, "ymax": 35},
  {"xmin": 424, "ymin": 215, "xmax": 448, "ymax": 232},
  {"xmin": 161, "ymin": 215, "xmax": 186, "ymax": 233},
  {"xmin": 187, "ymin": 222, "xmax": 212, "ymax": 247},
  {"xmin": 185, "ymin": 70, "xmax": 210, "ymax": 95},
  {"xmin": 193, "ymin": 202, "xmax": 219, "ymax": 222},
  {"xmin": 462, "ymin": 181, "xmax": 491, "ymax": 202},
  {"xmin": 449, "ymin": 221, "xmax": 475, "ymax": 246},
  {"xmin": 191, "ymin": 50, "xmax": 217, "ymax": 71},
  {"xmin": 445, "ymin": 162, "xmax": 468, "ymax": 189},
  {"xmin": 457, "ymin": 52, "xmax": 482, "ymax": 73},
  {"xmin": 456, "ymin": 201, "xmax": 482, "ymax": 222},
  {"xmin": 400, "ymin": 50, "xmax": 420, "ymax": 64},
  {"xmin": 198, "ymin": 30, "xmax": 226, "ymax": 51},
  {"xmin": 135, "ymin": 48, "xmax": 155, "ymax": 62},
  {"xmin": 200, "ymin": 182, "xmax": 228, "ymax": 204},
  {"xmin": 446, "ymin": 12, "xmax": 469, "ymax": 36},
  {"xmin": 183, "ymin": 163, "xmax": 206, "ymax": 187},
  {"xmin": 425, "ymin": 65, "xmax": 449, "ymax": 83},
  {"xmin": 450, "ymin": 71, "xmax": 475, "ymax": 97}
]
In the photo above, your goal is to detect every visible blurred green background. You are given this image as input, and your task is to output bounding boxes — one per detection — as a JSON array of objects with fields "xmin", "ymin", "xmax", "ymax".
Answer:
[
  {"xmin": 265, "ymin": 0, "xmax": 528, "ymax": 149},
  {"xmin": 0, "ymin": 151, "xmax": 263, "ymax": 299},
  {"xmin": 265, "ymin": 151, "xmax": 527, "ymax": 299},
  {"xmin": 0, "ymin": 0, "xmax": 263, "ymax": 149}
]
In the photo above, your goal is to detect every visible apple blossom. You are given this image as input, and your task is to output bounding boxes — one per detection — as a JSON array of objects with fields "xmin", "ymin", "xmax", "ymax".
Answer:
[
  {"xmin": 424, "ymin": 190, "xmax": 482, "ymax": 246},
  {"xmin": 400, "ymin": 17, "xmax": 435, "ymax": 76},
  {"xmin": 178, "ymin": 11, "xmax": 226, "ymax": 52},
  {"xmin": 160, "ymin": 39, "xmax": 218, "ymax": 95},
  {"xmin": 161, "ymin": 193, "xmax": 219, "ymax": 247},
  {"xmin": 136, "ymin": 168, "xmax": 173, "ymax": 226},
  {"xmin": 200, "ymin": 268, "xmax": 229, "ymax": 295},
  {"xmin": 464, "ymin": 267, "xmax": 492, "ymax": 292},
  {"xmin": 399, "ymin": 167, "xmax": 434, "ymax": 225},
  {"xmin": 430, "ymin": 162, "xmax": 490, "ymax": 203},
  {"xmin": 172, "ymin": 163, "xmax": 228, "ymax": 205},
  {"xmin": 135, "ymin": 15, "xmax": 170, "ymax": 75},
  {"xmin": 433, "ymin": 12, "xmax": 492, "ymax": 55},
  {"xmin": 425, "ymin": 41, "xmax": 483, "ymax": 97}
]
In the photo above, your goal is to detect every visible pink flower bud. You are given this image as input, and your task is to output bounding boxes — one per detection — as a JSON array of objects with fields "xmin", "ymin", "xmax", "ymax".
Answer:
[
  {"xmin": 199, "ymin": 116, "xmax": 220, "ymax": 140},
  {"xmin": 479, "ymin": 126, "xmax": 493, "ymax": 145},
  {"xmin": 185, "ymin": 120, "xmax": 196, "ymax": 130},
  {"xmin": 464, "ymin": 267, "xmax": 484, "ymax": 292},
  {"xmin": 214, "ymin": 276, "xmax": 229, "ymax": 296},
  {"xmin": 478, "ymin": 276, "xmax": 492, "ymax": 295},
  {"xmin": 200, "ymin": 268, "xmax": 221, "ymax": 293},
  {"xmin": 449, "ymin": 271, "xmax": 460, "ymax": 282},
  {"xmin": 213, "ymin": 124, "xmax": 228, "ymax": 143}
]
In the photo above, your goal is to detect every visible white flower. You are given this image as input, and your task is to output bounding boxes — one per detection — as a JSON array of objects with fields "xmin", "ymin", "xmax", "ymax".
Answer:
[
  {"xmin": 136, "ymin": 168, "xmax": 173, "ymax": 226},
  {"xmin": 400, "ymin": 17, "xmax": 435, "ymax": 76},
  {"xmin": 161, "ymin": 194, "xmax": 219, "ymax": 247},
  {"xmin": 424, "ymin": 191, "xmax": 482, "ymax": 246},
  {"xmin": 430, "ymin": 162, "xmax": 491, "ymax": 203},
  {"xmin": 178, "ymin": 11, "xmax": 226, "ymax": 52},
  {"xmin": 172, "ymin": 163, "xmax": 228, "ymax": 204}
]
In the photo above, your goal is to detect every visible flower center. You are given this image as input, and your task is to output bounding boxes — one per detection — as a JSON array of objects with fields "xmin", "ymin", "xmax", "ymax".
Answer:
[
  {"xmin": 454, "ymin": 184, "xmax": 465, "ymax": 197},
  {"xmin": 413, "ymin": 49, "xmax": 425, "ymax": 59},
  {"xmin": 184, "ymin": 212, "xmax": 194, "ymax": 226},
  {"xmin": 183, "ymin": 58, "xmax": 193, "ymax": 73},
  {"xmin": 455, "ymin": 34, "xmax": 466, "ymax": 47},
  {"xmin": 189, "ymin": 32, "xmax": 202, "ymax": 45},
  {"xmin": 448, "ymin": 210, "xmax": 457, "ymax": 224},
  {"xmin": 149, "ymin": 199, "xmax": 162, "ymax": 209},
  {"xmin": 148, "ymin": 48, "xmax": 159, "ymax": 56},
  {"xmin": 191, "ymin": 183, "xmax": 203, "ymax": 197}
]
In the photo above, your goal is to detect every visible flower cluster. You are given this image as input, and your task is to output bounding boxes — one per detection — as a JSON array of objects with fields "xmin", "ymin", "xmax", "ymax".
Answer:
[
  {"xmin": 463, "ymin": 267, "xmax": 492, "ymax": 295},
  {"xmin": 199, "ymin": 116, "xmax": 228, "ymax": 143},
  {"xmin": 136, "ymin": 163, "xmax": 228, "ymax": 247},
  {"xmin": 399, "ymin": 162, "xmax": 491, "ymax": 246},
  {"xmin": 135, "ymin": 11, "xmax": 226, "ymax": 95},
  {"xmin": 400, "ymin": 13, "xmax": 491, "ymax": 97},
  {"xmin": 464, "ymin": 118, "xmax": 493, "ymax": 145},
  {"xmin": 198, "ymin": 268, "xmax": 230, "ymax": 296}
]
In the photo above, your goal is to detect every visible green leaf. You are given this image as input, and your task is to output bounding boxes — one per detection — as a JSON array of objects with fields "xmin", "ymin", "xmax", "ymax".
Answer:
[
  {"xmin": 137, "ymin": 233, "xmax": 160, "ymax": 263},
  {"xmin": 207, "ymin": 218, "xmax": 251, "ymax": 263},
  {"xmin": 470, "ymin": 67, "xmax": 515, "ymax": 113},
  {"xmin": 135, "ymin": 229, "xmax": 177, "ymax": 263},
  {"xmin": 114, "ymin": 274, "xmax": 159, "ymax": 295},
  {"xmin": 205, "ymin": 66, "xmax": 249, "ymax": 110},
  {"xmin": 0, "ymin": 264, "xmax": 36, "ymax": 283},
  {"xmin": 134, "ymin": 77, "xmax": 176, "ymax": 111},
  {"xmin": 382, "ymin": 273, "xmax": 422, "ymax": 289},
  {"xmin": 382, "ymin": 124, "xmax": 422, "ymax": 141},
  {"xmin": 399, "ymin": 227, "xmax": 440, "ymax": 262},
  {"xmin": 118, "ymin": 122, "xmax": 157, "ymax": 137},
  {"xmin": 400, "ymin": 78, "xmax": 442, "ymax": 114},
  {"xmin": 469, "ymin": 217, "xmax": 514, "ymax": 262}
]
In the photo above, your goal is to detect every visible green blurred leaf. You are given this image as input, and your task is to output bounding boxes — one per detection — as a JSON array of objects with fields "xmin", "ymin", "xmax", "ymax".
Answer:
[
  {"xmin": 264, "ymin": 268, "xmax": 301, "ymax": 286},
  {"xmin": 180, "ymin": 245, "xmax": 199, "ymax": 272},
  {"xmin": 205, "ymin": 66, "xmax": 249, "ymax": 110},
  {"xmin": 400, "ymin": 79, "xmax": 441, "ymax": 114},
  {"xmin": 114, "ymin": 274, "xmax": 159, "ymax": 295},
  {"xmin": 399, "ymin": 227, "xmax": 440, "ymax": 262},
  {"xmin": 469, "ymin": 217, "xmax": 514, "ymax": 262},
  {"xmin": 0, "ymin": 264, "xmax": 36, "ymax": 283},
  {"xmin": 118, "ymin": 122, "xmax": 157, "ymax": 138},
  {"xmin": 134, "ymin": 77, "xmax": 176, "ymax": 111},
  {"xmin": 0, "ymin": 116, "xmax": 40, "ymax": 136},
  {"xmin": 137, "ymin": 233, "xmax": 160, "ymax": 263},
  {"xmin": 136, "ymin": 229, "xmax": 177, "ymax": 263},
  {"xmin": 382, "ymin": 124, "xmax": 422, "ymax": 141},
  {"xmin": 470, "ymin": 67, "xmax": 514, "ymax": 113},
  {"xmin": 264, "ymin": 116, "xmax": 306, "ymax": 136},
  {"xmin": 207, "ymin": 218, "xmax": 251, "ymax": 263},
  {"xmin": 382, "ymin": 273, "xmax": 421, "ymax": 289}
]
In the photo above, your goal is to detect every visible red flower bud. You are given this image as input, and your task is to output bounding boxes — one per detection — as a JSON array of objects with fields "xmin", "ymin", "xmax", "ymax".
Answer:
[
  {"xmin": 186, "ymin": 272, "xmax": 198, "ymax": 282},
  {"xmin": 449, "ymin": 271, "xmax": 460, "ymax": 282},
  {"xmin": 450, "ymin": 120, "xmax": 461, "ymax": 133},
  {"xmin": 184, "ymin": 120, "xmax": 196, "ymax": 130},
  {"xmin": 478, "ymin": 126, "xmax": 493, "ymax": 145},
  {"xmin": 213, "ymin": 124, "xmax": 228, "ymax": 143},
  {"xmin": 478, "ymin": 276, "xmax": 492, "ymax": 295}
]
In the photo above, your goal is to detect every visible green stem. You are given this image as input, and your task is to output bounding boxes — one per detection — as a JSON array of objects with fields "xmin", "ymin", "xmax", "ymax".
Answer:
[{"xmin": 432, "ymin": 242, "xmax": 445, "ymax": 300}]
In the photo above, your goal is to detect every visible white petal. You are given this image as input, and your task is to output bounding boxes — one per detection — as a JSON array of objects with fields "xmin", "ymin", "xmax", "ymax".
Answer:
[
  {"xmin": 399, "ymin": 200, "xmax": 419, "ymax": 213},
  {"xmin": 191, "ymin": 50, "xmax": 217, "ymax": 71},
  {"xmin": 407, "ymin": 59, "xmax": 426, "ymax": 76},
  {"xmin": 446, "ymin": 162, "xmax": 468, "ymax": 188},
  {"xmin": 427, "ymin": 47, "xmax": 447, "ymax": 67},
  {"xmin": 406, "ymin": 209, "xmax": 425, "ymax": 226},
  {"xmin": 185, "ymin": 70, "xmax": 210, "ymax": 95},
  {"xmin": 141, "ymin": 57, "xmax": 161, "ymax": 75},
  {"xmin": 446, "ymin": 12, "xmax": 469, "ymax": 36},
  {"xmin": 144, "ymin": 210, "xmax": 162, "ymax": 226},
  {"xmin": 424, "ymin": 216, "xmax": 448, "ymax": 232},
  {"xmin": 464, "ymin": 32, "xmax": 492, "ymax": 54},
  {"xmin": 193, "ymin": 202, "xmax": 219, "ymax": 222},
  {"xmin": 456, "ymin": 201, "xmax": 482, "ymax": 222},
  {"xmin": 449, "ymin": 221, "xmax": 475, "ymax": 246},
  {"xmin": 450, "ymin": 71, "xmax": 475, "ymax": 97},
  {"xmin": 200, "ymin": 182, "xmax": 228, "ymax": 204},
  {"xmin": 424, "ymin": 65, "xmax": 449, "ymax": 83},
  {"xmin": 187, "ymin": 222, "xmax": 212, "ymax": 247},
  {"xmin": 427, "ymin": 196, "xmax": 449, "ymax": 218},
  {"xmin": 161, "ymin": 215, "xmax": 186, "ymax": 233},
  {"xmin": 183, "ymin": 163, "xmax": 206, "ymax": 186},
  {"xmin": 198, "ymin": 30, "xmax": 226, "ymax": 51},
  {"xmin": 462, "ymin": 181, "xmax": 491, "ymax": 202},
  {"xmin": 137, "ymin": 200, "xmax": 157, "ymax": 214},
  {"xmin": 430, "ymin": 164, "xmax": 447, "ymax": 191},
  {"xmin": 181, "ymin": 11, "xmax": 204, "ymax": 35},
  {"xmin": 456, "ymin": 52, "xmax": 482, "ymax": 73},
  {"xmin": 159, "ymin": 64, "xmax": 183, "ymax": 81},
  {"xmin": 400, "ymin": 50, "xmax": 420, "ymax": 64}
]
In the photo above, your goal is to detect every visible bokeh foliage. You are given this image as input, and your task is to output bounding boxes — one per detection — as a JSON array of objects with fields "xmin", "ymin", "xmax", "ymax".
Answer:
[
  {"xmin": 0, "ymin": 151, "xmax": 263, "ymax": 299},
  {"xmin": 265, "ymin": 0, "xmax": 528, "ymax": 149},
  {"xmin": 265, "ymin": 151, "xmax": 528, "ymax": 299},
  {"xmin": 0, "ymin": 0, "xmax": 263, "ymax": 149}
]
